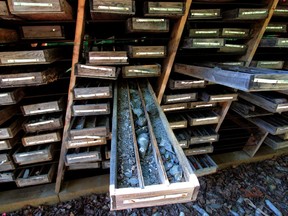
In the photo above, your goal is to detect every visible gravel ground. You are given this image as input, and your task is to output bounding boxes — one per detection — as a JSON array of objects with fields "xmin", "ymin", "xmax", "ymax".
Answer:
[{"xmin": 4, "ymin": 155, "xmax": 288, "ymax": 216}]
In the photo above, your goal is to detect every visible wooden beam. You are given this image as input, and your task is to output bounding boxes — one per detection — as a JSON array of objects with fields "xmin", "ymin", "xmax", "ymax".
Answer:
[
  {"xmin": 156, "ymin": 0, "xmax": 193, "ymax": 104},
  {"xmin": 215, "ymin": 101, "xmax": 232, "ymax": 132},
  {"xmin": 55, "ymin": 0, "xmax": 86, "ymax": 193},
  {"xmin": 239, "ymin": 0, "xmax": 279, "ymax": 66}
]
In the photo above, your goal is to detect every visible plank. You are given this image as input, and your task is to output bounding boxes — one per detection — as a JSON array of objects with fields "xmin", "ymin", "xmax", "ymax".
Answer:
[
  {"xmin": 239, "ymin": 91, "xmax": 288, "ymax": 113},
  {"xmin": 0, "ymin": 28, "xmax": 18, "ymax": 43},
  {"xmin": 174, "ymin": 64, "xmax": 288, "ymax": 92},
  {"xmin": 239, "ymin": 0, "xmax": 279, "ymax": 66},
  {"xmin": 156, "ymin": 0, "xmax": 193, "ymax": 103},
  {"xmin": 7, "ymin": 0, "xmax": 73, "ymax": 20},
  {"xmin": 55, "ymin": 0, "xmax": 86, "ymax": 193},
  {"xmin": 144, "ymin": 2, "xmax": 185, "ymax": 17}
]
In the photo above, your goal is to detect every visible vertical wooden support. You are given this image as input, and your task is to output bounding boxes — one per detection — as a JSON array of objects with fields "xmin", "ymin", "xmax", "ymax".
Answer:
[
  {"xmin": 55, "ymin": 0, "xmax": 86, "ymax": 193},
  {"xmin": 215, "ymin": 101, "xmax": 233, "ymax": 133},
  {"xmin": 243, "ymin": 129, "xmax": 268, "ymax": 157},
  {"xmin": 156, "ymin": 0, "xmax": 193, "ymax": 104},
  {"xmin": 239, "ymin": 0, "xmax": 279, "ymax": 66}
]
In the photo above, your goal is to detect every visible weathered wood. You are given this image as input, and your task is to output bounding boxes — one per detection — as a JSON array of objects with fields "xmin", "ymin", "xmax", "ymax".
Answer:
[
  {"xmin": 90, "ymin": 0, "xmax": 135, "ymax": 19},
  {"xmin": 186, "ymin": 110, "xmax": 220, "ymax": 126},
  {"xmin": 0, "ymin": 132, "xmax": 21, "ymax": 150},
  {"xmin": 88, "ymin": 51, "xmax": 128, "ymax": 65},
  {"xmin": 190, "ymin": 101, "xmax": 217, "ymax": 109},
  {"xmin": 264, "ymin": 134, "xmax": 288, "ymax": 150},
  {"xmin": 55, "ymin": 0, "xmax": 86, "ymax": 193},
  {"xmin": 168, "ymin": 78, "xmax": 205, "ymax": 90},
  {"xmin": 163, "ymin": 92, "xmax": 197, "ymax": 104},
  {"xmin": 65, "ymin": 146, "xmax": 102, "ymax": 165},
  {"xmin": 249, "ymin": 115, "xmax": 288, "ymax": 135},
  {"xmin": 105, "ymin": 145, "xmax": 110, "ymax": 159},
  {"xmin": 156, "ymin": 0, "xmax": 192, "ymax": 103},
  {"xmin": 110, "ymin": 81, "xmax": 199, "ymax": 210},
  {"xmin": 15, "ymin": 164, "xmax": 56, "ymax": 187},
  {"xmin": 161, "ymin": 102, "xmax": 190, "ymax": 112},
  {"xmin": 190, "ymin": 126, "xmax": 219, "ymax": 145},
  {"xmin": 22, "ymin": 131, "xmax": 62, "ymax": 147},
  {"xmin": 189, "ymin": 9, "xmax": 221, "ymax": 19},
  {"xmin": 0, "ymin": 117, "xmax": 23, "ymax": 139},
  {"xmin": 21, "ymin": 97, "xmax": 65, "ymax": 116},
  {"xmin": 144, "ymin": 2, "xmax": 185, "ymax": 17},
  {"xmin": 72, "ymin": 100, "xmax": 110, "ymax": 116},
  {"xmin": 219, "ymin": 44, "xmax": 247, "ymax": 53},
  {"xmin": 231, "ymin": 100, "xmax": 272, "ymax": 118},
  {"xmin": 0, "ymin": 28, "xmax": 18, "ymax": 43},
  {"xmin": 174, "ymin": 64, "xmax": 288, "ymax": 92},
  {"xmin": 0, "ymin": 106, "xmax": 18, "ymax": 126},
  {"xmin": 102, "ymin": 160, "xmax": 110, "ymax": 169},
  {"xmin": 7, "ymin": 0, "xmax": 73, "ymax": 20},
  {"xmin": 239, "ymin": 91, "xmax": 288, "ymax": 113},
  {"xmin": 128, "ymin": 46, "xmax": 166, "ymax": 58},
  {"xmin": 184, "ymin": 144, "xmax": 214, "ymax": 156},
  {"xmin": 174, "ymin": 130, "xmax": 190, "ymax": 149},
  {"xmin": 182, "ymin": 38, "xmax": 225, "ymax": 49},
  {"xmin": 21, "ymin": 26, "xmax": 64, "ymax": 39},
  {"xmin": 243, "ymin": 128, "xmax": 268, "ymax": 157},
  {"xmin": 167, "ymin": 114, "xmax": 187, "ymax": 130},
  {"xmin": 69, "ymin": 116, "xmax": 109, "ymax": 140},
  {"xmin": 201, "ymin": 90, "xmax": 237, "ymax": 102},
  {"xmin": 126, "ymin": 18, "xmax": 169, "ymax": 33},
  {"xmin": 274, "ymin": 6, "xmax": 288, "ymax": 17},
  {"xmin": 23, "ymin": 114, "xmax": 64, "ymax": 133},
  {"xmin": 187, "ymin": 154, "xmax": 217, "ymax": 177},
  {"xmin": 223, "ymin": 8, "xmax": 268, "ymax": 20},
  {"xmin": 259, "ymin": 37, "xmax": 288, "ymax": 47},
  {"xmin": 76, "ymin": 64, "xmax": 119, "ymax": 80},
  {"xmin": 251, "ymin": 61, "xmax": 284, "ymax": 69},
  {"xmin": 67, "ymin": 138, "xmax": 107, "ymax": 149},
  {"xmin": 0, "ymin": 88, "xmax": 25, "ymax": 105},
  {"xmin": 74, "ymin": 82, "xmax": 112, "ymax": 100},
  {"xmin": 0, "ymin": 171, "xmax": 14, "ymax": 183},
  {"xmin": 67, "ymin": 162, "xmax": 101, "ymax": 170},
  {"xmin": 0, "ymin": 68, "xmax": 60, "ymax": 88},
  {"xmin": 135, "ymin": 81, "xmax": 168, "ymax": 186},
  {"xmin": 13, "ymin": 144, "xmax": 55, "ymax": 165},
  {"xmin": 239, "ymin": 0, "xmax": 279, "ymax": 66},
  {"xmin": 0, "ymin": 161, "xmax": 15, "ymax": 172},
  {"xmin": 0, "ymin": 0, "xmax": 20, "ymax": 20},
  {"xmin": 221, "ymin": 28, "xmax": 250, "ymax": 38},
  {"xmin": 266, "ymin": 23, "xmax": 287, "ymax": 33},
  {"xmin": 189, "ymin": 29, "xmax": 220, "ymax": 38},
  {"xmin": 122, "ymin": 64, "xmax": 161, "ymax": 78},
  {"xmin": 0, "ymin": 48, "xmax": 62, "ymax": 66}
]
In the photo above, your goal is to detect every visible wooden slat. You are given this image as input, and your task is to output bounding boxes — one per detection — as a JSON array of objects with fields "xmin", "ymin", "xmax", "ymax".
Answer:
[
  {"xmin": 174, "ymin": 64, "xmax": 288, "ymax": 92},
  {"xmin": 156, "ymin": 0, "xmax": 193, "ymax": 103},
  {"xmin": 55, "ymin": 0, "xmax": 86, "ymax": 193},
  {"xmin": 239, "ymin": 0, "xmax": 279, "ymax": 66}
]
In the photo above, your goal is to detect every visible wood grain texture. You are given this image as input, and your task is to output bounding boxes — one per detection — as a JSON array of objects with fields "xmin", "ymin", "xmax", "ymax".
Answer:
[
  {"xmin": 0, "ymin": 28, "xmax": 18, "ymax": 43},
  {"xmin": 21, "ymin": 26, "xmax": 64, "ymax": 39},
  {"xmin": 156, "ymin": 0, "xmax": 192, "ymax": 103},
  {"xmin": 239, "ymin": 0, "xmax": 279, "ymax": 66},
  {"xmin": 7, "ymin": 0, "xmax": 73, "ymax": 20},
  {"xmin": 55, "ymin": 0, "xmax": 86, "ymax": 193}
]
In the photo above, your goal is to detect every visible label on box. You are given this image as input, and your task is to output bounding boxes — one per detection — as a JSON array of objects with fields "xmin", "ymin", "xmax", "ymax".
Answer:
[
  {"xmin": 2, "ymin": 76, "xmax": 35, "ymax": 82},
  {"xmin": 14, "ymin": 2, "xmax": 53, "ymax": 7}
]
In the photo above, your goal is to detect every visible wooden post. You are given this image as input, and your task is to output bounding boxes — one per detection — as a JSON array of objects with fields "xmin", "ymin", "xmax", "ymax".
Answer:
[
  {"xmin": 156, "ymin": 0, "xmax": 193, "ymax": 104},
  {"xmin": 239, "ymin": 0, "xmax": 279, "ymax": 66},
  {"xmin": 215, "ymin": 101, "xmax": 233, "ymax": 133},
  {"xmin": 55, "ymin": 0, "xmax": 86, "ymax": 193}
]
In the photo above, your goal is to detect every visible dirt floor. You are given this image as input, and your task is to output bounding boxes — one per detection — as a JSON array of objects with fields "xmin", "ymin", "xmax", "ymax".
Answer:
[{"xmin": 5, "ymin": 155, "xmax": 288, "ymax": 216}]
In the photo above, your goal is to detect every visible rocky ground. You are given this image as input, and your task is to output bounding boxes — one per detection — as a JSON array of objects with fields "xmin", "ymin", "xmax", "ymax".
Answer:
[{"xmin": 5, "ymin": 155, "xmax": 288, "ymax": 216}]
